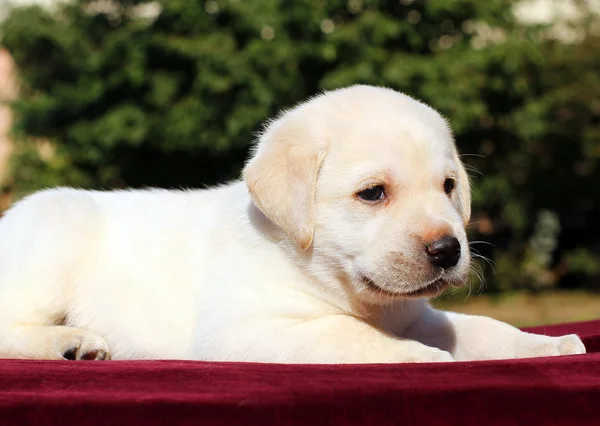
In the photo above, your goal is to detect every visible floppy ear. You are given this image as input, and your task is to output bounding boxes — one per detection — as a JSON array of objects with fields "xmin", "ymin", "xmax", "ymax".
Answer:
[
  {"xmin": 243, "ymin": 118, "xmax": 328, "ymax": 250},
  {"xmin": 455, "ymin": 155, "xmax": 472, "ymax": 225}
]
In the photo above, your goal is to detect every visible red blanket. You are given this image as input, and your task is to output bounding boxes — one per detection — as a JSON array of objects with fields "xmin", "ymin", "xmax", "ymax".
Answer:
[{"xmin": 1, "ymin": 320, "xmax": 599, "ymax": 426}]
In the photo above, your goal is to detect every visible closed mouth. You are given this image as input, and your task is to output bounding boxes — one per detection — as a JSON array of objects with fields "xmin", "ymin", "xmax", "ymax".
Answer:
[
  {"xmin": 360, "ymin": 275, "xmax": 449, "ymax": 298},
  {"xmin": 404, "ymin": 279, "xmax": 449, "ymax": 297}
]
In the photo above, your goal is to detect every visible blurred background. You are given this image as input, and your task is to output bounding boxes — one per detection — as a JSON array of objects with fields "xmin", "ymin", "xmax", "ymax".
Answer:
[{"xmin": 0, "ymin": 0, "xmax": 598, "ymax": 326}]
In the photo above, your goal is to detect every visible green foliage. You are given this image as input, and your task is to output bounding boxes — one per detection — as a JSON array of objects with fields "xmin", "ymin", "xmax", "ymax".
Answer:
[{"xmin": 1, "ymin": 0, "xmax": 598, "ymax": 291}]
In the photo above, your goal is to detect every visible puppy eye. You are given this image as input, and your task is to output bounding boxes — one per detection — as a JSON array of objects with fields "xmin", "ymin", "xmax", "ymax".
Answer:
[
  {"xmin": 357, "ymin": 185, "xmax": 386, "ymax": 202},
  {"xmin": 443, "ymin": 178, "xmax": 455, "ymax": 195}
]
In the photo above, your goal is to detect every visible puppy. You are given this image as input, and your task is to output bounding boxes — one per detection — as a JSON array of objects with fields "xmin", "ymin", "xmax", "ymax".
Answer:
[{"xmin": 0, "ymin": 85, "xmax": 585, "ymax": 362}]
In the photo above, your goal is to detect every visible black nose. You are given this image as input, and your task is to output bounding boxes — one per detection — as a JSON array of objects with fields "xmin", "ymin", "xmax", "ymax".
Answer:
[{"xmin": 426, "ymin": 237, "xmax": 461, "ymax": 269}]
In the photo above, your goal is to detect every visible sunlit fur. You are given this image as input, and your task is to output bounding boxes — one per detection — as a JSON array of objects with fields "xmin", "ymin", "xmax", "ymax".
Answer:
[{"xmin": 0, "ymin": 85, "xmax": 585, "ymax": 362}]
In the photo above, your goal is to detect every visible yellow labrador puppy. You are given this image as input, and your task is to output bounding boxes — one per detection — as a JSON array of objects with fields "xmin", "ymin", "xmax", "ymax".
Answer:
[{"xmin": 0, "ymin": 85, "xmax": 585, "ymax": 362}]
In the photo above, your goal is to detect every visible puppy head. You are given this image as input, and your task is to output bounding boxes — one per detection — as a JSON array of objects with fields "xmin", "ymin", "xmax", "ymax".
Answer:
[{"xmin": 244, "ymin": 85, "xmax": 471, "ymax": 302}]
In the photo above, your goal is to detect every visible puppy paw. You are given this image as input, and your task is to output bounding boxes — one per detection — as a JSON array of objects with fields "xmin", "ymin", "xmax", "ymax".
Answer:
[
  {"xmin": 557, "ymin": 334, "xmax": 586, "ymax": 355},
  {"xmin": 515, "ymin": 333, "xmax": 586, "ymax": 358},
  {"xmin": 56, "ymin": 331, "xmax": 111, "ymax": 361}
]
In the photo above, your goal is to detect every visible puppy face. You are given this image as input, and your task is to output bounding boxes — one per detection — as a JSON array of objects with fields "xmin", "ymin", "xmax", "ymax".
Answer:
[{"xmin": 244, "ymin": 85, "xmax": 471, "ymax": 303}]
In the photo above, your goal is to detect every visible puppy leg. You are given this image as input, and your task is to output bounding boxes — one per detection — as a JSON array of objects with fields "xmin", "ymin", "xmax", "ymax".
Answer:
[
  {"xmin": 219, "ymin": 314, "xmax": 454, "ymax": 363},
  {"xmin": 0, "ymin": 189, "xmax": 110, "ymax": 360},
  {"xmin": 404, "ymin": 306, "xmax": 586, "ymax": 361}
]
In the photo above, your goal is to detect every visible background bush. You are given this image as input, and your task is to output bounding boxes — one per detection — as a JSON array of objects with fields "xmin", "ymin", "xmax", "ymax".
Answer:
[{"xmin": 1, "ymin": 0, "xmax": 599, "ymax": 293}]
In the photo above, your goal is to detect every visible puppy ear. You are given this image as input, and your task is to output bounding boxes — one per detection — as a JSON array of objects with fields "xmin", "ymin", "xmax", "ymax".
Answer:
[
  {"xmin": 243, "ymin": 117, "xmax": 328, "ymax": 250},
  {"xmin": 455, "ymin": 156, "xmax": 472, "ymax": 225}
]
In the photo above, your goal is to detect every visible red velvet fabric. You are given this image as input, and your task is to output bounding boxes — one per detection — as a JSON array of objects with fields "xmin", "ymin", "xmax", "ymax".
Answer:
[{"xmin": 1, "ymin": 320, "xmax": 599, "ymax": 426}]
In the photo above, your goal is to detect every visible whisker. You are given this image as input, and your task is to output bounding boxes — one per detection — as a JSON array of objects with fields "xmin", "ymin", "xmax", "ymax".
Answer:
[
  {"xmin": 468, "ymin": 240, "xmax": 495, "ymax": 247},
  {"xmin": 464, "ymin": 165, "xmax": 483, "ymax": 176},
  {"xmin": 471, "ymin": 253, "xmax": 496, "ymax": 272},
  {"xmin": 466, "ymin": 280, "xmax": 473, "ymax": 300},
  {"xmin": 467, "ymin": 261, "xmax": 487, "ymax": 298}
]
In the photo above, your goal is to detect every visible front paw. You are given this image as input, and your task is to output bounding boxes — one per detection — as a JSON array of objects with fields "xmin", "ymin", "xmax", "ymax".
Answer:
[
  {"xmin": 556, "ymin": 334, "xmax": 586, "ymax": 355},
  {"xmin": 516, "ymin": 333, "xmax": 586, "ymax": 358}
]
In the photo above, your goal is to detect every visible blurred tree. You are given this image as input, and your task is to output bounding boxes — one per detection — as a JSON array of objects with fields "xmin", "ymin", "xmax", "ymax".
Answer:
[{"xmin": 0, "ymin": 0, "xmax": 598, "ymax": 291}]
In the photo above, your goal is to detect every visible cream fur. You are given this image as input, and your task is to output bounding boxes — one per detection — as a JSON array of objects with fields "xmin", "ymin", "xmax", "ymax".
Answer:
[{"xmin": 0, "ymin": 85, "xmax": 585, "ymax": 362}]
